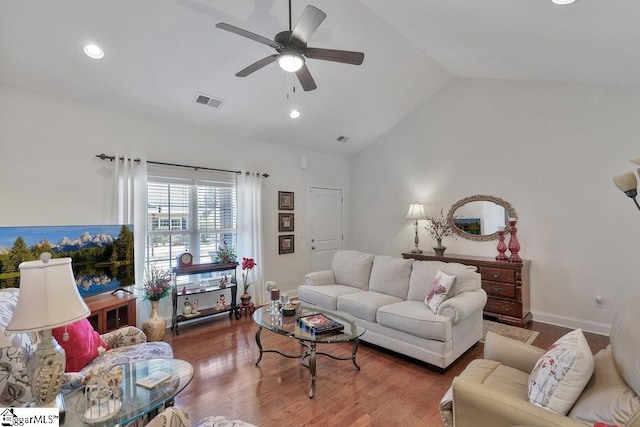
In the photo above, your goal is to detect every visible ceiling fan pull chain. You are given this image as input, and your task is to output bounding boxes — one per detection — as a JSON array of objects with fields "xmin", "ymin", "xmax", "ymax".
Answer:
[{"xmin": 288, "ymin": 0, "xmax": 292, "ymax": 31}]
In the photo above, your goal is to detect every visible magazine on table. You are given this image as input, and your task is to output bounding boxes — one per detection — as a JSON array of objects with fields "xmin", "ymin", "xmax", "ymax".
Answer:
[{"xmin": 297, "ymin": 313, "xmax": 344, "ymax": 335}]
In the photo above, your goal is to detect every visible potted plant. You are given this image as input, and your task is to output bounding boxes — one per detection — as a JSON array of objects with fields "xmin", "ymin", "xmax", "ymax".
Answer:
[
  {"xmin": 240, "ymin": 257, "xmax": 256, "ymax": 305},
  {"xmin": 425, "ymin": 208, "xmax": 454, "ymax": 256},
  {"xmin": 215, "ymin": 241, "xmax": 236, "ymax": 264},
  {"xmin": 142, "ymin": 267, "xmax": 171, "ymax": 341}
]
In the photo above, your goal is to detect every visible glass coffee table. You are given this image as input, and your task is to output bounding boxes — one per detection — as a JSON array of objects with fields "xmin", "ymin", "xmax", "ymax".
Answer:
[
  {"xmin": 253, "ymin": 304, "xmax": 366, "ymax": 398},
  {"xmin": 63, "ymin": 358, "xmax": 194, "ymax": 426}
]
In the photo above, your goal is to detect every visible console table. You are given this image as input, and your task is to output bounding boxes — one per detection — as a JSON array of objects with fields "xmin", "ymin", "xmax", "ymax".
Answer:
[
  {"xmin": 402, "ymin": 253, "xmax": 531, "ymax": 326},
  {"xmin": 84, "ymin": 293, "xmax": 137, "ymax": 334}
]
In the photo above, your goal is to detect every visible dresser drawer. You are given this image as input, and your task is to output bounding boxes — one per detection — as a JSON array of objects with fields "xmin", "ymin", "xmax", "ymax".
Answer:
[
  {"xmin": 482, "ymin": 281, "xmax": 516, "ymax": 299},
  {"xmin": 485, "ymin": 297, "xmax": 522, "ymax": 317},
  {"xmin": 479, "ymin": 266, "xmax": 515, "ymax": 283}
]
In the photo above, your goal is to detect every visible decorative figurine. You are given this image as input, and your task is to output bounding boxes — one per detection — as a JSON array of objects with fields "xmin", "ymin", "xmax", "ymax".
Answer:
[
  {"xmin": 183, "ymin": 298, "xmax": 192, "ymax": 315},
  {"xmin": 219, "ymin": 275, "xmax": 228, "ymax": 289}
]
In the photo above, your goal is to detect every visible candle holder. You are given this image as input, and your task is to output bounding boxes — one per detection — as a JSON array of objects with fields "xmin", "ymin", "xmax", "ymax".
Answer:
[
  {"xmin": 270, "ymin": 288, "xmax": 280, "ymax": 315},
  {"xmin": 496, "ymin": 230, "xmax": 508, "ymax": 261},
  {"xmin": 507, "ymin": 218, "xmax": 522, "ymax": 263}
]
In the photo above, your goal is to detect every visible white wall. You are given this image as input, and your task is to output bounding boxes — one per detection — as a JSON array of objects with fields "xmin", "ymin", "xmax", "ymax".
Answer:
[
  {"xmin": 0, "ymin": 84, "xmax": 351, "ymax": 324},
  {"xmin": 350, "ymin": 78, "xmax": 640, "ymax": 335}
]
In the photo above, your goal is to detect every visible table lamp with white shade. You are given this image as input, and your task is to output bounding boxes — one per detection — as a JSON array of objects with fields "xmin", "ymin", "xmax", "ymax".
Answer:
[
  {"xmin": 406, "ymin": 202, "xmax": 426, "ymax": 254},
  {"xmin": 6, "ymin": 252, "xmax": 90, "ymax": 410}
]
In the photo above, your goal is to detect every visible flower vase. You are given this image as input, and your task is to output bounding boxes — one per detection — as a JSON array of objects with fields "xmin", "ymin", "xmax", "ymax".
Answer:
[
  {"xmin": 142, "ymin": 300, "xmax": 166, "ymax": 342},
  {"xmin": 433, "ymin": 238, "xmax": 446, "ymax": 256}
]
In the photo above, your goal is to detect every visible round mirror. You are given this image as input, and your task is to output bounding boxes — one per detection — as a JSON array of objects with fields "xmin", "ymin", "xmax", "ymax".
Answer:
[{"xmin": 447, "ymin": 195, "xmax": 517, "ymax": 242}]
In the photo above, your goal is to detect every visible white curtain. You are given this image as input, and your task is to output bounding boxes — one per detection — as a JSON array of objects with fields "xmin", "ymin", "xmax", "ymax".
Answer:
[
  {"xmin": 236, "ymin": 172, "xmax": 265, "ymax": 306},
  {"xmin": 114, "ymin": 154, "xmax": 147, "ymax": 290}
]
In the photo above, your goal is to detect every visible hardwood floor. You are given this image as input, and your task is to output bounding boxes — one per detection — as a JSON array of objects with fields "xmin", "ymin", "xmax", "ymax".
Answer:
[{"xmin": 164, "ymin": 316, "xmax": 609, "ymax": 427}]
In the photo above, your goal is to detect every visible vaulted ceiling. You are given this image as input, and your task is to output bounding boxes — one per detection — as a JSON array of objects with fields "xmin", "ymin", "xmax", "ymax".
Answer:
[{"xmin": 2, "ymin": 1, "xmax": 639, "ymax": 156}]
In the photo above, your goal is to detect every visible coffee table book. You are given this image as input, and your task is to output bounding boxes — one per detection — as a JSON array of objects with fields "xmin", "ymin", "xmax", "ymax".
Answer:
[
  {"xmin": 136, "ymin": 371, "xmax": 171, "ymax": 389},
  {"xmin": 297, "ymin": 313, "xmax": 344, "ymax": 335}
]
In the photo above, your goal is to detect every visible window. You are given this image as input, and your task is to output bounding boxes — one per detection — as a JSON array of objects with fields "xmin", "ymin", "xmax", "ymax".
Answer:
[{"xmin": 146, "ymin": 172, "xmax": 236, "ymax": 276}]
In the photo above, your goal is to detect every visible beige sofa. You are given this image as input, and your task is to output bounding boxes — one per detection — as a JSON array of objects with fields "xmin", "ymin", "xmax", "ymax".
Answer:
[
  {"xmin": 298, "ymin": 250, "xmax": 487, "ymax": 370},
  {"xmin": 440, "ymin": 296, "xmax": 640, "ymax": 426}
]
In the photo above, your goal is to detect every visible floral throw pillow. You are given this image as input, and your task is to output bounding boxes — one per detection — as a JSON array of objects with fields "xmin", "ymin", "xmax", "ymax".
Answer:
[
  {"xmin": 425, "ymin": 270, "xmax": 456, "ymax": 313},
  {"xmin": 528, "ymin": 329, "xmax": 594, "ymax": 415}
]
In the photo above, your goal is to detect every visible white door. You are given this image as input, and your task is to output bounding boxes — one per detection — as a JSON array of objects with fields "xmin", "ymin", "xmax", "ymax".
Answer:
[{"xmin": 309, "ymin": 187, "xmax": 344, "ymax": 272}]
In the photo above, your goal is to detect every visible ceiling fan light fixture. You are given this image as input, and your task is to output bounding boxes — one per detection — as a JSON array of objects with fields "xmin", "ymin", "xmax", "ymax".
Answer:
[
  {"xmin": 278, "ymin": 53, "xmax": 304, "ymax": 72},
  {"xmin": 552, "ymin": 0, "xmax": 577, "ymax": 5}
]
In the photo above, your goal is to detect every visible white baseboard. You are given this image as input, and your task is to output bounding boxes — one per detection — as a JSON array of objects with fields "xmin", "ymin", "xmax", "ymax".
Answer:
[{"xmin": 532, "ymin": 310, "xmax": 610, "ymax": 337}]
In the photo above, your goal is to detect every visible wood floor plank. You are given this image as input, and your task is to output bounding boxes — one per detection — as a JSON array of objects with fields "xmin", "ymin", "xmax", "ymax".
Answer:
[{"xmin": 163, "ymin": 315, "xmax": 608, "ymax": 426}]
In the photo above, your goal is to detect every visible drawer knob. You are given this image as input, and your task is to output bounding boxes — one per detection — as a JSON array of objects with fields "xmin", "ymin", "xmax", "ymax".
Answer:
[
  {"xmin": 491, "ymin": 272, "xmax": 500, "ymax": 278},
  {"xmin": 491, "ymin": 286, "xmax": 501, "ymax": 293}
]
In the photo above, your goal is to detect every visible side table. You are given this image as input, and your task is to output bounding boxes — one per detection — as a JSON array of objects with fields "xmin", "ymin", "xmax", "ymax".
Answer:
[{"xmin": 238, "ymin": 302, "xmax": 255, "ymax": 317}]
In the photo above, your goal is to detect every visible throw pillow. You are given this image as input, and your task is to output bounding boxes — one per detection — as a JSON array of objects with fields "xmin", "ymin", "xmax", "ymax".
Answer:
[
  {"xmin": 425, "ymin": 270, "xmax": 456, "ymax": 313},
  {"xmin": 52, "ymin": 319, "xmax": 108, "ymax": 372},
  {"xmin": 528, "ymin": 329, "xmax": 594, "ymax": 415}
]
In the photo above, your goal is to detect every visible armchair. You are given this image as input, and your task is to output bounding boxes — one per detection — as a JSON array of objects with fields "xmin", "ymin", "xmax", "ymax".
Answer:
[{"xmin": 440, "ymin": 296, "xmax": 640, "ymax": 426}]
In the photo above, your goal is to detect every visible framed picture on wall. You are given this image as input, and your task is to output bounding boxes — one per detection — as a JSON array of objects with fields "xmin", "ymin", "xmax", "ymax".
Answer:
[
  {"xmin": 279, "ymin": 234, "xmax": 294, "ymax": 254},
  {"xmin": 278, "ymin": 213, "xmax": 294, "ymax": 232},
  {"xmin": 278, "ymin": 191, "xmax": 294, "ymax": 210}
]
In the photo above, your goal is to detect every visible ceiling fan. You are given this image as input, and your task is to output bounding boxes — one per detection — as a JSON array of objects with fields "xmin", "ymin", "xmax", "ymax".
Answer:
[{"xmin": 215, "ymin": 1, "xmax": 365, "ymax": 91}]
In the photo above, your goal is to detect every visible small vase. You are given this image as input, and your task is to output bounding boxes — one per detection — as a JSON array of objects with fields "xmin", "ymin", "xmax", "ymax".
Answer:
[
  {"xmin": 433, "ymin": 238, "xmax": 446, "ymax": 256},
  {"xmin": 240, "ymin": 293, "xmax": 251, "ymax": 305},
  {"xmin": 142, "ymin": 300, "xmax": 166, "ymax": 342}
]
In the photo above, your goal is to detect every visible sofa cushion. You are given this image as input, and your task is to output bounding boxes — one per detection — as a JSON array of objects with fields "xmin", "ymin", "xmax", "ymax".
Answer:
[
  {"xmin": 459, "ymin": 358, "xmax": 531, "ymax": 399},
  {"xmin": 426, "ymin": 270, "xmax": 456, "ymax": 313},
  {"xmin": 377, "ymin": 301, "xmax": 451, "ymax": 341},
  {"xmin": 368, "ymin": 256, "xmax": 413, "ymax": 299},
  {"xmin": 331, "ymin": 250, "xmax": 375, "ymax": 290},
  {"xmin": 569, "ymin": 346, "xmax": 640, "ymax": 427},
  {"xmin": 609, "ymin": 295, "xmax": 640, "ymax": 396},
  {"xmin": 528, "ymin": 329, "xmax": 594, "ymax": 415},
  {"xmin": 439, "ymin": 263, "xmax": 480, "ymax": 296},
  {"xmin": 407, "ymin": 260, "xmax": 446, "ymax": 302},
  {"xmin": 53, "ymin": 319, "xmax": 108, "ymax": 372},
  {"xmin": 298, "ymin": 285, "xmax": 362, "ymax": 310},
  {"xmin": 337, "ymin": 291, "xmax": 402, "ymax": 323}
]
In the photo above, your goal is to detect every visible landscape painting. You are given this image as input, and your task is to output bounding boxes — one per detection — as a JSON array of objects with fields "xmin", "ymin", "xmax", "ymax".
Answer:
[{"xmin": 0, "ymin": 224, "xmax": 134, "ymax": 297}]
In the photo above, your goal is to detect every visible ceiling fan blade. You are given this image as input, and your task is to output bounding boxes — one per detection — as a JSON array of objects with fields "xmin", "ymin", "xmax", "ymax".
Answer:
[
  {"xmin": 306, "ymin": 48, "xmax": 364, "ymax": 65},
  {"xmin": 295, "ymin": 64, "xmax": 317, "ymax": 91},
  {"xmin": 216, "ymin": 23, "xmax": 282, "ymax": 49},
  {"xmin": 290, "ymin": 5, "xmax": 326, "ymax": 45},
  {"xmin": 236, "ymin": 55, "xmax": 278, "ymax": 77}
]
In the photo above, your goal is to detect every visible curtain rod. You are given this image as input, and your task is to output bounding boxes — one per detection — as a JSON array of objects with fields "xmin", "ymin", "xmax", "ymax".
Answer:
[{"xmin": 95, "ymin": 154, "xmax": 269, "ymax": 177}]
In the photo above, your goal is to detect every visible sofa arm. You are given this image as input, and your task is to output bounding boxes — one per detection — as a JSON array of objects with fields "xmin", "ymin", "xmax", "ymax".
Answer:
[
  {"xmin": 483, "ymin": 331, "xmax": 545, "ymax": 374},
  {"xmin": 452, "ymin": 377, "xmax": 584, "ymax": 427},
  {"xmin": 303, "ymin": 270, "xmax": 336, "ymax": 286},
  {"xmin": 437, "ymin": 289, "xmax": 487, "ymax": 324},
  {"xmin": 101, "ymin": 326, "xmax": 147, "ymax": 348}
]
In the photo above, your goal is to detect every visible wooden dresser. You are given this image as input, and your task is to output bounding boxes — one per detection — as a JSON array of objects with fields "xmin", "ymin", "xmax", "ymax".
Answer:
[
  {"xmin": 402, "ymin": 253, "xmax": 531, "ymax": 326},
  {"xmin": 84, "ymin": 292, "xmax": 137, "ymax": 334}
]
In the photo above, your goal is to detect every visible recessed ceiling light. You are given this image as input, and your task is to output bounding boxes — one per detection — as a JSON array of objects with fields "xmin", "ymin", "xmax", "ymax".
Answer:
[
  {"xmin": 83, "ymin": 44, "xmax": 104, "ymax": 59},
  {"xmin": 552, "ymin": 0, "xmax": 577, "ymax": 4},
  {"xmin": 289, "ymin": 109, "xmax": 301, "ymax": 119}
]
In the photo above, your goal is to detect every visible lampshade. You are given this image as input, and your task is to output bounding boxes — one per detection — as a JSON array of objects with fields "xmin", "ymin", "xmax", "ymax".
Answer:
[
  {"xmin": 612, "ymin": 171, "xmax": 638, "ymax": 193},
  {"xmin": 278, "ymin": 53, "xmax": 304, "ymax": 72},
  {"xmin": 406, "ymin": 203, "xmax": 426, "ymax": 219},
  {"xmin": 7, "ymin": 253, "xmax": 90, "ymax": 333}
]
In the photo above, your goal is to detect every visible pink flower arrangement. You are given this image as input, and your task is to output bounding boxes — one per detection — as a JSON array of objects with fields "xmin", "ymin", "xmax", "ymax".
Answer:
[
  {"xmin": 241, "ymin": 257, "xmax": 256, "ymax": 295},
  {"xmin": 425, "ymin": 208, "xmax": 454, "ymax": 245},
  {"xmin": 144, "ymin": 267, "xmax": 171, "ymax": 301}
]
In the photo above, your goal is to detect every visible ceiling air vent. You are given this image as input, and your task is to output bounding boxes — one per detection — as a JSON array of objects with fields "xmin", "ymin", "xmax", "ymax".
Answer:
[
  {"xmin": 194, "ymin": 93, "xmax": 224, "ymax": 109},
  {"xmin": 336, "ymin": 136, "xmax": 349, "ymax": 143}
]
